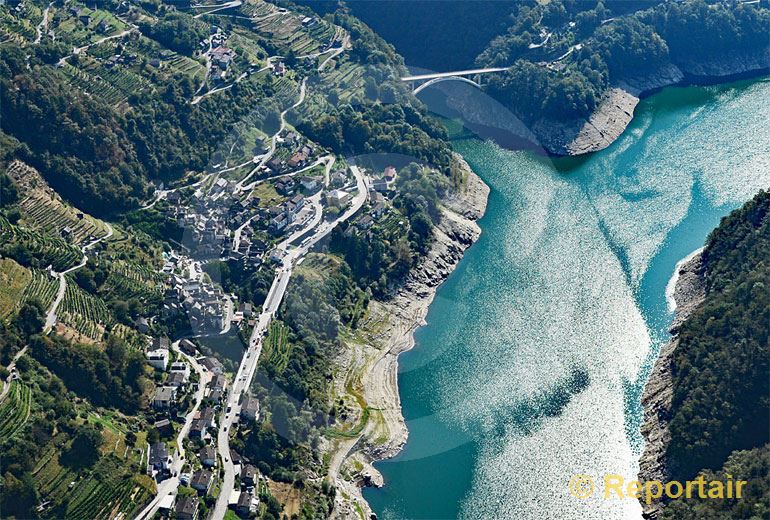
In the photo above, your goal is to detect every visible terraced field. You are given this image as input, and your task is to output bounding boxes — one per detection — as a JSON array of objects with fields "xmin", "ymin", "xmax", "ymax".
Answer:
[
  {"xmin": 7, "ymin": 161, "xmax": 109, "ymax": 246},
  {"xmin": 21, "ymin": 269, "xmax": 60, "ymax": 311},
  {"xmin": 0, "ymin": 258, "xmax": 32, "ymax": 318},
  {"xmin": 0, "ymin": 4, "xmax": 37, "ymax": 42},
  {"xmin": 59, "ymin": 60, "xmax": 132, "ymax": 107},
  {"xmin": 0, "ymin": 380, "xmax": 32, "ymax": 440},
  {"xmin": 250, "ymin": 7, "xmax": 335, "ymax": 56},
  {"xmin": 34, "ymin": 452, "xmax": 154, "ymax": 520},
  {"xmin": 262, "ymin": 320, "xmax": 292, "ymax": 372},
  {"xmin": 60, "ymin": 279, "xmax": 114, "ymax": 340},
  {"xmin": 0, "ymin": 216, "xmax": 83, "ymax": 272},
  {"xmin": 101, "ymin": 260, "xmax": 164, "ymax": 307}
]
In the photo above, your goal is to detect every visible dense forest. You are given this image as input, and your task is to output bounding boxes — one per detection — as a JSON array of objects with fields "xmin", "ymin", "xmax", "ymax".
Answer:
[
  {"xmin": 662, "ymin": 190, "xmax": 769, "ymax": 513},
  {"xmin": 478, "ymin": 0, "xmax": 770, "ymax": 125}
]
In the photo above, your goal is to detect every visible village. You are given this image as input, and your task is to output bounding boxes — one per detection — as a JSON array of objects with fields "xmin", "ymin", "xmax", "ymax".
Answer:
[
  {"xmin": 144, "ymin": 335, "xmax": 262, "ymax": 520},
  {"xmin": 137, "ymin": 135, "xmax": 401, "ymax": 518}
]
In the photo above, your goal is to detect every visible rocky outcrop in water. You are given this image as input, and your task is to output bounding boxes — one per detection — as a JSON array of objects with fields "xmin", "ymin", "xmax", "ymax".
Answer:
[{"xmin": 637, "ymin": 252, "xmax": 706, "ymax": 519}]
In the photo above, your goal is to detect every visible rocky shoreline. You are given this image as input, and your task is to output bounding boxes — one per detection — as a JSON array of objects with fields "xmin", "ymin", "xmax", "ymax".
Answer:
[
  {"xmin": 637, "ymin": 250, "xmax": 707, "ymax": 519},
  {"xmin": 544, "ymin": 52, "xmax": 769, "ymax": 155},
  {"xmin": 442, "ymin": 51, "xmax": 768, "ymax": 156},
  {"xmin": 330, "ymin": 154, "xmax": 489, "ymax": 519}
]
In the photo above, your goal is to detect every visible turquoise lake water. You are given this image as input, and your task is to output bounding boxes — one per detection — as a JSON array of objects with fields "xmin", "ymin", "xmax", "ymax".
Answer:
[{"xmin": 363, "ymin": 77, "xmax": 770, "ymax": 520}]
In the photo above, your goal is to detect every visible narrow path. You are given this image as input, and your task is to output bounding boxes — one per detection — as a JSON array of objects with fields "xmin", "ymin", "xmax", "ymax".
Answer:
[
  {"xmin": 34, "ymin": 2, "xmax": 53, "ymax": 44},
  {"xmin": 318, "ymin": 34, "xmax": 350, "ymax": 72},
  {"xmin": 0, "ymin": 346, "xmax": 28, "ymax": 403},
  {"xmin": 0, "ymin": 223, "xmax": 114, "ymax": 403},
  {"xmin": 57, "ymin": 29, "xmax": 136, "ymax": 66}
]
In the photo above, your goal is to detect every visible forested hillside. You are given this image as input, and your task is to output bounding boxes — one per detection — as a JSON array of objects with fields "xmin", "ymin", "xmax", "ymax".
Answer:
[
  {"xmin": 657, "ymin": 190, "xmax": 770, "ymax": 517},
  {"xmin": 0, "ymin": 0, "xmax": 472, "ymax": 516},
  {"xmin": 478, "ymin": 0, "xmax": 770, "ymax": 128}
]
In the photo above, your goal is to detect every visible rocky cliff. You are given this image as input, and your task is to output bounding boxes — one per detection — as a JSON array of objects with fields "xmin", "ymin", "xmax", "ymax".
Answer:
[
  {"xmin": 330, "ymin": 154, "xmax": 489, "ymax": 520},
  {"xmin": 441, "ymin": 51, "xmax": 768, "ymax": 156}
]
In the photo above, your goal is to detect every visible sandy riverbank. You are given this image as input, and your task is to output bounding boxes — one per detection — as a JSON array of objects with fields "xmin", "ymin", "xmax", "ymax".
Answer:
[
  {"xmin": 638, "ymin": 249, "xmax": 706, "ymax": 519},
  {"xmin": 329, "ymin": 154, "xmax": 489, "ymax": 519}
]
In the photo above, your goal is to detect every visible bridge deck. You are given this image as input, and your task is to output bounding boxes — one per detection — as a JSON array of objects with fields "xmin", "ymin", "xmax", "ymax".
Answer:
[{"xmin": 401, "ymin": 67, "xmax": 509, "ymax": 82}]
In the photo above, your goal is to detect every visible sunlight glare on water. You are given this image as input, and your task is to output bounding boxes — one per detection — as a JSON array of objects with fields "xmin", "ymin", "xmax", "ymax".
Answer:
[{"xmin": 365, "ymin": 78, "xmax": 770, "ymax": 520}]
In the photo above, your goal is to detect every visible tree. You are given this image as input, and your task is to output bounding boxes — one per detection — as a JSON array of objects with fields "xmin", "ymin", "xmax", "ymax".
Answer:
[
  {"xmin": 15, "ymin": 300, "xmax": 45, "ymax": 337},
  {"xmin": 61, "ymin": 424, "xmax": 103, "ymax": 469},
  {"xmin": 0, "ymin": 172, "xmax": 18, "ymax": 208},
  {"xmin": 0, "ymin": 472, "xmax": 39, "ymax": 518}
]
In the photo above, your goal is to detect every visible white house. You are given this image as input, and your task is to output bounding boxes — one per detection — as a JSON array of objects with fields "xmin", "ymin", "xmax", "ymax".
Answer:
[{"xmin": 147, "ymin": 349, "xmax": 169, "ymax": 370}]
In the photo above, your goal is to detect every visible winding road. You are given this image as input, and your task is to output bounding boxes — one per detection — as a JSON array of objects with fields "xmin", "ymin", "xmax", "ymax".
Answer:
[{"xmin": 235, "ymin": 77, "xmax": 307, "ymax": 190}]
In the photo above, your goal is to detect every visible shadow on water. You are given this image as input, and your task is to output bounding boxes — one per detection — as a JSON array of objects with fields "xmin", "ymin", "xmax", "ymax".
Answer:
[{"xmin": 489, "ymin": 367, "xmax": 591, "ymax": 440}]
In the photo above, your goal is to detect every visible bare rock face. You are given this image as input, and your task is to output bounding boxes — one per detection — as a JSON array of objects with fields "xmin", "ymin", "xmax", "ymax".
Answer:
[
  {"xmin": 638, "ymin": 252, "xmax": 706, "ymax": 519},
  {"xmin": 559, "ymin": 88, "xmax": 640, "ymax": 156}
]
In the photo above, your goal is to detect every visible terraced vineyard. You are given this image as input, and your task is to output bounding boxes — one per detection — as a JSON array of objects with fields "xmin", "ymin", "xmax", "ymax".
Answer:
[
  {"xmin": 101, "ymin": 260, "xmax": 164, "ymax": 307},
  {"xmin": 65, "ymin": 460, "xmax": 153, "ymax": 520},
  {"xmin": 111, "ymin": 323, "xmax": 148, "ymax": 350},
  {"xmin": 59, "ymin": 61, "xmax": 130, "ymax": 107},
  {"xmin": 60, "ymin": 279, "xmax": 114, "ymax": 340},
  {"xmin": 7, "ymin": 161, "xmax": 110, "ymax": 246},
  {"xmin": 262, "ymin": 320, "xmax": 292, "ymax": 372},
  {"xmin": 0, "ymin": 258, "xmax": 32, "ymax": 318},
  {"xmin": 250, "ymin": 6, "xmax": 335, "ymax": 56},
  {"xmin": 34, "ymin": 452, "xmax": 153, "ymax": 520},
  {"xmin": 21, "ymin": 269, "xmax": 60, "ymax": 311},
  {"xmin": 0, "ymin": 216, "xmax": 83, "ymax": 272},
  {"xmin": 0, "ymin": 4, "xmax": 37, "ymax": 42},
  {"xmin": 0, "ymin": 381, "xmax": 32, "ymax": 440},
  {"xmin": 81, "ymin": 57, "xmax": 152, "ymax": 103}
]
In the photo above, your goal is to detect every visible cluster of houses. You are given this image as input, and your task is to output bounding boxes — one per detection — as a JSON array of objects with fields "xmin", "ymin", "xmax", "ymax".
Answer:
[
  {"xmin": 148, "ymin": 337, "xmax": 193, "ymax": 411},
  {"xmin": 161, "ymin": 253, "xmax": 228, "ymax": 333},
  {"xmin": 270, "ymin": 60, "xmax": 286, "ymax": 77},
  {"xmin": 267, "ymin": 193, "xmax": 306, "ymax": 235},
  {"xmin": 265, "ymin": 133, "xmax": 317, "ymax": 175},
  {"xmin": 353, "ymin": 169, "xmax": 393, "ymax": 231},
  {"xmin": 203, "ymin": 27, "xmax": 237, "ymax": 83}
]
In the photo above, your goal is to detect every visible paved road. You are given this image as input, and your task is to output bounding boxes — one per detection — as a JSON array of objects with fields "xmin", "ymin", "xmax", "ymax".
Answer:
[
  {"xmin": 193, "ymin": 0, "xmax": 242, "ymax": 18},
  {"xmin": 236, "ymin": 77, "xmax": 308, "ymax": 189},
  {"xmin": 135, "ymin": 343, "xmax": 211, "ymax": 520},
  {"xmin": 34, "ymin": 2, "xmax": 53, "ymax": 44},
  {"xmin": 43, "ymin": 272, "xmax": 66, "ymax": 332},
  {"xmin": 210, "ymin": 163, "xmax": 368, "ymax": 519}
]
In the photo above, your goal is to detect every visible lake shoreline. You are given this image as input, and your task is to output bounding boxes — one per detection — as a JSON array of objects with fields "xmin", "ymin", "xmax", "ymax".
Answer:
[
  {"xmin": 440, "ymin": 59, "xmax": 769, "ymax": 157},
  {"xmin": 638, "ymin": 249, "xmax": 707, "ymax": 519},
  {"xmin": 329, "ymin": 154, "xmax": 489, "ymax": 519}
]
